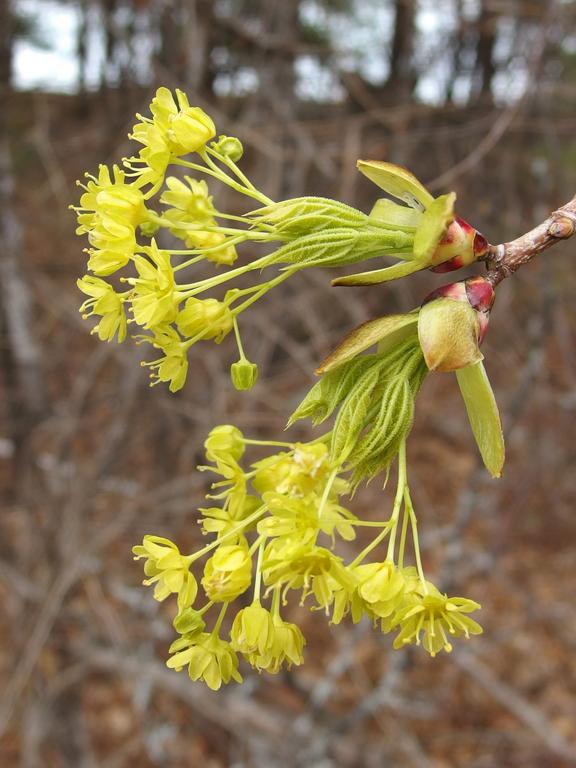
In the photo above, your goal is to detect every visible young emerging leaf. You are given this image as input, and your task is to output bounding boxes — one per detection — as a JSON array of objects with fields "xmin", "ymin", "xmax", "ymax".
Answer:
[
  {"xmin": 369, "ymin": 199, "xmax": 421, "ymax": 229},
  {"xmin": 331, "ymin": 366, "xmax": 382, "ymax": 465},
  {"xmin": 350, "ymin": 379, "xmax": 413, "ymax": 469},
  {"xmin": 413, "ymin": 193, "xmax": 456, "ymax": 262},
  {"xmin": 287, "ymin": 356, "xmax": 379, "ymax": 427},
  {"xmin": 357, "ymin": 160, "xmax": 434, "ymax": 210},
  {"xmin": 317, "ymin": 313, "xmax": 418, "ymax": 374},
  {"xmin": 455, "ymin": 361, "xmax": 505, "ymax": 478}
]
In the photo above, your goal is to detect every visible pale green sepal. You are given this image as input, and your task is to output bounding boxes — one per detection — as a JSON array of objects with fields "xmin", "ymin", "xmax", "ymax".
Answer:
[
  {"xmin": 369, "ymin": 199, "xmax": 421, "ymax": 229},
  {"xmin": 456, "ymin": 361, "xmax": 505, "ymax": 478},
  {"xmin": 332, "ymin": 259, "xmax": 424, "ymax": 286},
  {"xmin": 357, "ymin": 160, "xmax": 434, "ymax": 209},
  {"xmin": 413, "ymin": 192, "xmax": 455, "ymax": 262},
  {"xmin": 317, "ymin": 314, "xmax": 418, "ymax": 374}
]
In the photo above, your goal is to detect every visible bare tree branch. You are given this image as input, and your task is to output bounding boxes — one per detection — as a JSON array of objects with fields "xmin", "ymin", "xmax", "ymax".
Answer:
[{"xmin": 486, "ymin": 195, "xmax": 576, "ymax": 286}]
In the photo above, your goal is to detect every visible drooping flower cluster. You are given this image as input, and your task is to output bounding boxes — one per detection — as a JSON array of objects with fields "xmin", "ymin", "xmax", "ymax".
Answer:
[
  {"xmin": 74, "ymin": 87, "xmax": 490, "ymax": 392},
  {"xmin": 132, "ymin": 273, "xmax": 502, "ymax": 689},
  {"xmin": 133, "ymin": 422, "xmax": 482, "ymax": 690}
]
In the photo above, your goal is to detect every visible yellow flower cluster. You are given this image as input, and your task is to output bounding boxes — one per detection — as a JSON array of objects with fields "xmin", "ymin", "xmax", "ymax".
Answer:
[
  {"xmin": 74, "ymin": 87, "xmax": 490, "ymax": 393},
  {"xmin": 73, "ymin": 88, "xmax": 264, "ymax": 391},
  {"xmin": 133, "ymin": 424, "xmax": 482, "ymax": 690}
]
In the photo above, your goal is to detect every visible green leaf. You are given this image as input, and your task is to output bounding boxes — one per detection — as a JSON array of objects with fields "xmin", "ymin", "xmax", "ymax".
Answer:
[
  {"xmin": 287, "ymin": 355, "xmax": 378, "ymax": 427},
  {"xmin": 455, "ymin": 361, "xmax": 505, "ymax": 478},
  {"xmin": 413, "ymin": 192, "xmax": 456, "ymax": 262},
  {"xmin": 369, "ymin": 198, "xmax": 422, "ymax": 229},
  {"xmin": 317, "ymin": 313, "xmax": 418, "ymax": 374},
  {"xmin": 357, "ymin": 160, "xmax": 434, "ymax": 209},
  {"xmin": 351, "ymin": 379, "xmax": 413, "ymax": 467},
  {"xmin": 331, "ymin": 366, "xmax": 381, "ymax": 465}
]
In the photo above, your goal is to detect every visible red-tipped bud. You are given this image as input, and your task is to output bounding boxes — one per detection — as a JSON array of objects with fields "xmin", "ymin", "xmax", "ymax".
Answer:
[
  {"xmin": 419, "ymin": 277, "xmax": 495, "ymax": 372},
  {"xmin": 430, "ymin": 217, "xmax": 489, "ymax": 274}
]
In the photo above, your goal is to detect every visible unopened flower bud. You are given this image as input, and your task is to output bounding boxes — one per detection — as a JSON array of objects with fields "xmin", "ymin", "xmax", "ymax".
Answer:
[
  {"xmin": 211, "ymin": 134, "xmax": 244, "ymax": 162},
  {"xmin": 168, "ymin": 106, "xmax": 216, "ymax": 155},
  {"xmin": 176, "ymin": 297, "xmax": 233, "ymax": 341},
  {"xmin": 418, "ymin": 277, "xmax": 495, "ymax": 372},
  {"xmin": 231, "ymin": 359, "xmax": 259, "ymax": 391},
  {"xmin": 431, "ymin": 217, "xmax": 490, "ymax": 273},
  {"xmin": 205, "ymin": 425, "xmax": 245, "ymax": 462},
  {"xmin": 173, "ymin": 607, "xmax": 206, "ymax": 636}
]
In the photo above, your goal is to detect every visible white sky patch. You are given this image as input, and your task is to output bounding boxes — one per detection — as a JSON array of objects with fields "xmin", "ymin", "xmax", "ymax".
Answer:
[{"xmin": 14, "ymin": 0, "xmax": 80, "ymax": 92}]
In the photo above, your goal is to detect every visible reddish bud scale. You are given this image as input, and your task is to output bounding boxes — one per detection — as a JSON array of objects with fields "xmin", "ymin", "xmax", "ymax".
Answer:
[
  {"xmin": 465, "ymin": 275, "xmax": 495, "ymax": 313},
  {"xmin": 430, "ymin": 217, "xmax": 490, "ymax": 274}
]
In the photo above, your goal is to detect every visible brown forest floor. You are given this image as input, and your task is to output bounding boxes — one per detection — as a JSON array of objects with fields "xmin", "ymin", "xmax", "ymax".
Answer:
[{"xmin": 0, "ymin": 88, "xmax": 575, "ymax": 767}]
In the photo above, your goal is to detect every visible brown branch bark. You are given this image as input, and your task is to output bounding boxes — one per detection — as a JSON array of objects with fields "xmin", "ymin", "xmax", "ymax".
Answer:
[{"xmin": 485, "ymin": 195, "xmax": 576, "ymax": 287}]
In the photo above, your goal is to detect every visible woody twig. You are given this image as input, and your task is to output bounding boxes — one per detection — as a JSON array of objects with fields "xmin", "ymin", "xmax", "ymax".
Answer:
[{"xmin": 485, "ymin": 195, "xmax": 576, "ymax": 287}]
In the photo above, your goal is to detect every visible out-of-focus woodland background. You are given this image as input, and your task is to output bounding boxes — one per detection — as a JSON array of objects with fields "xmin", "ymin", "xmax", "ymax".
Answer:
[{"xmin": 1, "ymin": 1, "xmax": 576, "ymax": 766}]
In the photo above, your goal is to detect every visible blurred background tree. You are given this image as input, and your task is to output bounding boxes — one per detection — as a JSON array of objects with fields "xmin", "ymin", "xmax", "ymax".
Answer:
[{"xmin": 1, "ymin": 1, "xmax": 576, "ymax": 766}]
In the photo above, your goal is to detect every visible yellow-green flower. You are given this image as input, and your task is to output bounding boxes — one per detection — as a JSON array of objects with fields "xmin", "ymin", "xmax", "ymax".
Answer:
[
  {"xmin": 86, "ymin": 216, "xmax": 137, "ymax": 276},
  {"xmin": 161, "ymin": 176, "xmax": 215, "ymax": 220},
  {"xmin": 201, "ymin": 543, "xmax": 252, "ymax": 602},
  {"xmin": 75, "ymin": 164, "xmax": 148, "ymax": 276},
  {"xmin": 230, "ymin": 601, "xmax": 274, "ymax": 656},
  {"xmin": 263, "ymin": 541, "xmax": 356, "ymax": 610},
  {"xmin": 392, "ymin": 585, "xmax": 482, "ymax": 657},
  {"xmin": 132, "ymin": 535, "xmax": 197, "ymax": 611},
  {"xmin": 355, "ymin": 561, "xmax": 418, "ymax": 619},
  {"xmin": 167, "ymin": 632, "xmax": 242, "ymax": 690},
  {"xmin": 78, "ymin": 275, "xmax": 127, "ymax": 343},
  {"xmin": 252, "ymin": 442, "xmax": 330, "ymax": 497},
  {"xmin": 246, "ymin": 614, "xmax": 305, "ymax": 673},
  {"xmin": 176, "ymin": 297, "xmax": 233, "ymax": 341},
  {"xmin": 75, "ymin": 164, "xmax": 145, "ymax": 231},
  {"xmin": 127, "ymin": 88, "xmax": 216, "ymax": 186},
  {"xmin": 140, "ymin": 325, "xmax": 189, "ymax": 392},
  {"xmin": 204, "ymin": 425, "xmax": 245, "ymax": 464},
  {"xmin": 129, "ymin": 240, "xmax": 180, "ymax": 329},
  {"xmin": 256, "ymin": 492, "xmax": 355, "ymax": 544},
  {"xmin": 257, "ymin": 493, "xmax": 320, "ymax": 543},
  {"xmin": 128, "ymin": 121, "xmax": 171, "ymax": 186},
  {"xmin": 199, "ymin": 495, "xmax": 260, "ymax": 539},
  {"xmin": 160, "ymin": 177, "xmax": 238, "ymax": 263},
  {"xmin": 200, "ymin": 448, "xmax": 250, "ymax": 520},
  {"xmin": 164, "ymin": 90, "xmax": 216, "ymax": 156}
]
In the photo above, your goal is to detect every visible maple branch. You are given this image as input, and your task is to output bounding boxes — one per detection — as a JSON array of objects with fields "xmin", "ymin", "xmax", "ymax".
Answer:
[{"xmin": 485, "ymin": 195, "xmax": 576, "ymax": 287}]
